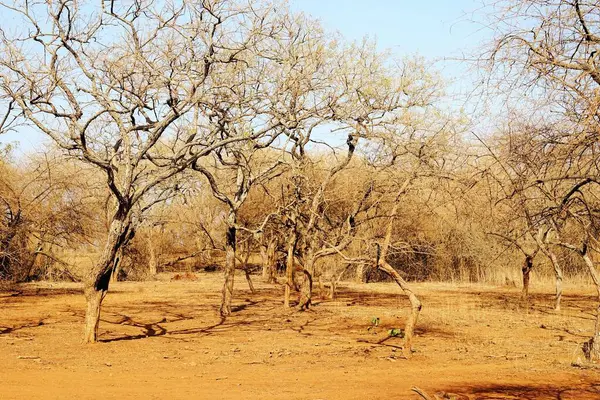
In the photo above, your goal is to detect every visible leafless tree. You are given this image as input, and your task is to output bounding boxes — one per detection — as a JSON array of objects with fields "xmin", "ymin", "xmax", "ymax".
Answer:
[
  {"xmin": 0, "ymin": 152, "xmax": 97, "ymax": 281},
  {"xmin": 0, "ymin": 0, "xmax": 292, "ymax": 342}
]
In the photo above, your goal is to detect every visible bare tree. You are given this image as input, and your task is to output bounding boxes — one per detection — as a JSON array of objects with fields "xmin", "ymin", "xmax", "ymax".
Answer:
[
  {"xmin": 273, "ymin": 35, "xmax": 444, "ymax": 309},
  {"xmin": 192, "ymin": 147, "xmax": 285, "ymax": 316},
  {"xmin": 0, "ymin": 151, "xmax": 97, "ymax": 282},
  {"xmin": 0, "ymin": 0, "xmax": 290, "ymax": 342},
  {"xmin": 478, "ymin": 118, "xmax": 600, "ymax": 359}
]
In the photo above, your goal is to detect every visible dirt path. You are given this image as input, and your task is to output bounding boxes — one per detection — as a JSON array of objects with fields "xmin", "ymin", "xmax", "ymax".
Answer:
[{"xmin": 0, "ymin": 274, "xmax": 598, "ymax": 399}]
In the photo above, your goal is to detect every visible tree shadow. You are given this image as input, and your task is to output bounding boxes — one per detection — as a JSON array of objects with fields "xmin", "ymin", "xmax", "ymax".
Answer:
[
  {"xmin": 437, "ymin": 382, "xmax": 600, "ymax": 400},
  {"xmin": 322, "ymin": 287, "xmax": 410, "ymax": 307},
  {"xmin": 100, "ymin": 318, "xmax": 227, "ymax": 343},
  {"xmin": 231, "ymin": 299, "xmax": 264, "ymax": 312},
  {"xmin": 0, "ymin": 286, "xmax": 83, "ymax": 302},
  {"xmin": 0, "ymin": 318, "xmax": 55, "ymax": 335},
  {"xmin": 430, "ymin": 288, "xmax": 597, "ymax": 322},
  {"xmin": 93, "ymin": 290, "xmax": 375, "ymax": 343},
  {"xmin": 96, "ymin": 296, "xmax": 280, "ymax": 342}
]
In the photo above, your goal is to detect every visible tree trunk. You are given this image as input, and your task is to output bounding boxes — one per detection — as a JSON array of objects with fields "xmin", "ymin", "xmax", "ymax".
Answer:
[
  {"xmin": 19, "ymin": 240, "xmax": 44, "ymax": 282},
  {"xmin": 378, "ymin": 259, "xmax": 422, "ymax": 359},
  {"xmin": 83, "ymin": 212, "xmax": 130, "ymax": 343},
  {"xmin": 317, "ymin": 275, "xmax": 326, "ymax": 299},
  {"xmin": 536, "ymin": 233, "xmax": 563, "ymax": 311},
  {"xmin": 260, "ymin": 244, "xmax": 268, "ymax": 279},
  {"xmin": 244, "ymin": 269, "xmax": 255, "ymax": 293},
  {"xmin": 547, "ymin": 249, "xmax": 563, "ymax": 311},
  {"xmin": 355, "ymin": 263, "xmax": 366, "ymax": 283},
  {"xmin": 110, "ymin": 247, "xmax": 124, "ymax": 284},
  {"xmin": 220, "ymin": 212, "xmax": 236, "ymax": 318},
  {"xmin": 521, "ymin": 255, "xmax": 533, "ymax": 299},
  {"xmin": 261, "ymin": 239, "xmax": 277, "ymax": 283},
  {"xmin": 283, "ymin": 229, "xmax": 297, "ymax": 308},
  {"xmin": 148, "ymin": 233, "xmax": 157, "ymax": 277},
  {"xmin": 0, "ymin": 224, "xmax": 19, "ymax": 279},
  {"xmin": 328, "ymin": 277, "xmax": 336, "ymax": 300},
  {"xmin": 581, "ymin": 252, "xmax": 600, "ymax": 362},
  {"xmin": 375, "ymin": 178, "xmax": 421, "ymax": 358},
  {"xmin": 83, "ymin": 282, "xmax": 107, "ymax": 343},
  {"xmin": 297, "ymin": 256, "xmax": 314, "ymax": 310},
  {"xmin": 238, "ymin": 241, "xmax": 255, "ymax": 293}
]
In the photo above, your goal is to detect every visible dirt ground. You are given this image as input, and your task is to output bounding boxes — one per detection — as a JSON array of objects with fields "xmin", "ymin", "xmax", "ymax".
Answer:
[{"xmin": 1, "ymin": 272, "xmax": 599, "ymax": 399}]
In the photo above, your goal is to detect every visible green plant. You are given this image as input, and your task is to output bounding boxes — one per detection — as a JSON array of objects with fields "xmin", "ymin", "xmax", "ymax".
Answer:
[{"xmin": 388, "ymin": 328, "xmax": 404, "ymax": 338}]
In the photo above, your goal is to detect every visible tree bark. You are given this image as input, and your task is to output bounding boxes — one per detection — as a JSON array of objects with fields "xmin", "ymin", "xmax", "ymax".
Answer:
[
  {"xmin": 244, "ymin": 269, "xmax": 255, "ymax": 293},
  {"xmin": 581, "ymin": 252, "xmax": 600, "ymax": 362},
  {"xmin": 0, "ymin": 220, "xmax": 19, "ymax": 279},
  {"xmin": 297, "ymin": 255, "xmax": 314, "ymax": 310},
  {"xmin": 318, "ymin": 275, "xmax": 326, "ymax": 299},
  {"xmin": 376, "ymin": 177, "xmax": 422, "ymax": 358},
  {"xmin": 261, "ymin": 239, "xmax": 277, "ymax": 283},
  {"xmin": 355, "ymin": 263, "xmax": 366, "ymax": 283},
  {"xmin": 83, "ymin": 211, "xmax": 130, "ymax": 343},
  {"xmin": 521, "ymin": 255, "xmax": 533, "ymax": 299},
  {"xmin": 237, "ymin": 241, "xmax": 255, "ymax": 293},
  {"xmin": 148, "ymin": 233, "xmax": 157, "ymax": 277},
  {"xmin": 547, "ymin": 249, "xmax": 563, "ymax": 311},
  {"xmin": 283, "ymin": 229, "xmax": 297, "ymax": 308},
  {"xmin": 83, "ymin": 282, "xmax": 107, "ymax": 343},
  {"xmin": 536, "ymin": 232, "xmax": 563, "ymax": 310},
  {"xmin": 110, "ymin": 247, "xmax": 124, "ymax": 284},
  {"xmin": 260, "ymin": 244, "xmax": 268, "ymax": 279},
  {"xmin": 297, "ymin": 268, "xmax": 312, "ymax": 310},
  {"xmin": 220, "ymin": 212, "xmax": 237, "ymax": 318},
  {"xmin": 328, "ymin": 277, "xmax": 336, "ymax": 300},
  {"xmin": 378, "ymin": 259, "xmax": 422, "ymax": 359}
]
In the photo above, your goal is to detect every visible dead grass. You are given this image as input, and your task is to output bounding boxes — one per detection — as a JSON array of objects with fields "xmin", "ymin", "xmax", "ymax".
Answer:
[{"xmin": 0, "ymin": 272, "xmax": 599, "ymax": 399}]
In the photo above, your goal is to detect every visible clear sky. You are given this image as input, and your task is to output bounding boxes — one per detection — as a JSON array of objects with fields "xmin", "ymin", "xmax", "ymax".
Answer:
[
  {"xmin": 289, "ymin": 0, "xmax": 488, "ymax": 59},
  {"xmin": 288, "ymin": 0, "xmax": 491, "ymax": 90},
  {"xmin": 1, "ymin": 1, "xmax": 492, "ymax": 154}
]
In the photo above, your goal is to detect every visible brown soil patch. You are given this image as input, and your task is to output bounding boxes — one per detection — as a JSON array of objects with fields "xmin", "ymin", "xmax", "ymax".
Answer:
[{"xmin": 0, "ymin": 274, "xmax": 598, "ymax": 399}]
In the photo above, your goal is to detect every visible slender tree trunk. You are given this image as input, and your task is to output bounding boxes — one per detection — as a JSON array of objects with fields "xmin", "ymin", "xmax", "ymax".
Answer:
[
  {"xmin": 581, "ymin": 252, "xmax": 600, "ymax": 362},
  {"xmin": 328, "ymin": 277, "xmax": 336, "ymax": 300},
  {"xmin": 318, "ymin": 275, "xmax": 326, "ymax": 299},
  {"xmin": 378, "ymin": 259, "xmax": 422, "ymax": 359},
  {"xmin": 148, "ymin": 233, "xmax": 157, "ymax": 277},
  {"xmin": 261, "ymin": 239, "xmax": 277, "ymax": 283},
  {"xmin": 261, "ymin": 244, "xmax": 268, "ymax": 280},
  {"xmin": 268, "ymin": 242, "xmax": 277, "ymax": 283},
  {"xmin": 220, "ymin": 212, "xmax": 236, "ymax": 318},
  {"xmin": 19, "ymin": 240, "xmax": 43, "ymax": 282},
  {"xmin": 547, "ymin": 249, "xmax": 563, "ymax": 311},
  {"xmin": 521, "ymin": 255, "xmax": 533, "ymax": 299},
  {"xmin": 83, "ymin": 212, "xmax": 129, "ymax": 343},
  {"xmin": 377, "ymin": 177, "xmax": 421, "ymax": 358},
  {"xmin": 297, "ymin": 254, "xmax": 314, "ymax": 310},
  {"xmin": 111, "ymin": 247, "xmax": 124, "ymax": 284},
  {"xmin": 244, "ymin": 269, "xmax": 255, "ymax": 293},
  {"xmin": 284, "ymin": 229, "xmax": 297, "ymax": 308},
  {"xmin": 0, "ymin": 226, "xmax": 18, "ymax": 278},
  {"xmin": 238, "ymin": 242, "xmax": 255, "ymax": 293},
  {"xmin": 536, "ymin": 233, "xmax": 563, "ymax": 311},
  {"xmin": 355, "ymin": 263, "xmax": 366, "ymax": 283}
]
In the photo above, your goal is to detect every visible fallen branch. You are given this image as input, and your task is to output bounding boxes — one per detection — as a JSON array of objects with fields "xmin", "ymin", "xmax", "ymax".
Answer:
[{"xmin": 411, "ymin": 387, "xmax": 434, "ymax": 400}]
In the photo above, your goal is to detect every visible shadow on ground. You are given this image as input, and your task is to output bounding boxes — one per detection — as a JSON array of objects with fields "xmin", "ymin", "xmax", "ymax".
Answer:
[{"xmin": 437, "ymin": 381, "xmax": 600, "ymax": 399}]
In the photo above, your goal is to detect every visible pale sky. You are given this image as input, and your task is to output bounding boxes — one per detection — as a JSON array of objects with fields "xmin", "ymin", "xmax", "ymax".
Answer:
[
  {"xmin": 289, "ymin": 0, "xmax": 488, "ymax": 59},
  {"xmin": 1, "ymin": 1, "xmax": 492, "ymax": 153},
  {"xmin": 289, "ymin": 0, "xmax": 492, "ymax": 108}
]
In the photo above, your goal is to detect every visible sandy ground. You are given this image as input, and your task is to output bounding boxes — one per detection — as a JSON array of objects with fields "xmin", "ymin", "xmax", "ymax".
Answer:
[{"xmin": 0, "ymin": 272, "xmax": 599, "ymax": 399}]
